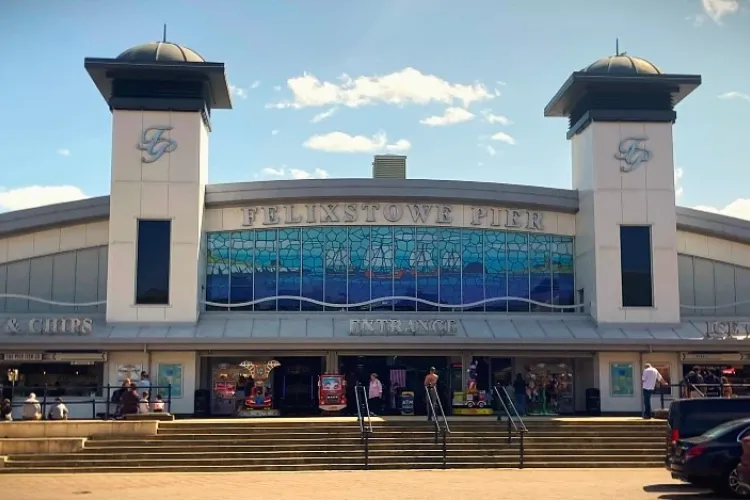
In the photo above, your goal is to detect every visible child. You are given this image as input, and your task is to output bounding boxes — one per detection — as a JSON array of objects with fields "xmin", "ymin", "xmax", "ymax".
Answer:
[
  {"xmin": 138, "ymin": 391, "xmax": 150, "ymax": 414},
  {"xmin": 152, "ymin": 394, "xmax": 165, "ymax": 413}
]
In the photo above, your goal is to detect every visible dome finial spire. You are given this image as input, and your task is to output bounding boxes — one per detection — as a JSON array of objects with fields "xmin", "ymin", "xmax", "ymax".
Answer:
[
  {"xmin": 616, "ymin": 38, "xmax": 619, "ymax": 56},
  {"xmin": 162, "ymin": 24, "xmax": 167, "ymax": 43}
]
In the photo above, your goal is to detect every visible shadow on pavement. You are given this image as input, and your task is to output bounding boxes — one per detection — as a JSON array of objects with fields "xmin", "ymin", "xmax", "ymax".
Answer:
[{"xmin": 643, "ymin": 483, "xmax": 726, "ymax": 499}]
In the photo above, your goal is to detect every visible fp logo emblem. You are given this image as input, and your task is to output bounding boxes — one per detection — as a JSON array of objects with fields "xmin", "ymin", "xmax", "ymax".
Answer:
[
  {"xmin": 614, "ymin": 137, "xmax": 651, "ymax": 173},
  {"xmin": 137, "ymin": 126, "xmax": 178, "ymax": 163}
]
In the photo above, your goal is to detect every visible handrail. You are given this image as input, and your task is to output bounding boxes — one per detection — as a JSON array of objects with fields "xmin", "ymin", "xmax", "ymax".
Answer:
[
  {"xmin": 493, "ymin": 385, "xmax": 527, "ymax": 469},
  {"xmin": 424, "ymin": 384, "xmax": 450, "ymax": 468},
  {"xmin": 353, "ymin": 383, "xmax": 372, "ymax": 469}
]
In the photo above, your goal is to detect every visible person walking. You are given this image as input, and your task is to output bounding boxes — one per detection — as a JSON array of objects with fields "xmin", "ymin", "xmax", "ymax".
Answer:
[
  {"xmin": 641, "ymin": 363, "xmax": 664, "ymax": 419},
  {"xmin": 424, "ymin": 367, "xmax": 439, "ymax": 421},
  {"xmin": 367, "ymin": 373, "xmax": 383, "ymax": 416}
]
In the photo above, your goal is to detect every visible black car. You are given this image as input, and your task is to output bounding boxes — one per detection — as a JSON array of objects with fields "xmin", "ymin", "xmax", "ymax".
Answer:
[
  {"xmin": 669, "ymin": 417, "xmax": 750, "ymax": 497},
  {"xmin": 666, "ymin": 398, "xmax": 750, "ymax": 464}
]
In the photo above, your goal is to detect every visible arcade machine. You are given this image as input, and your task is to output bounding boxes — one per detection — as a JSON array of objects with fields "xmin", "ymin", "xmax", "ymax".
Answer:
[
  {"xmin": 318, "ymin": 374, "xmax": 346, "ymax": 414},
  {"xmin": 237, "ymin": 360, "xmax": 281, "ymax": 417},
  {"xmin": 451, "ymin": 360, "xmax": 492, "ymax": 415}
]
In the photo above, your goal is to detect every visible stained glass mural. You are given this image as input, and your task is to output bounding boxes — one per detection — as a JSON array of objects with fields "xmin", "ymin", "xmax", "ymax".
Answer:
[{"xmin": 205, "ymin": 226, "xmax": 576, "ymax": 313}]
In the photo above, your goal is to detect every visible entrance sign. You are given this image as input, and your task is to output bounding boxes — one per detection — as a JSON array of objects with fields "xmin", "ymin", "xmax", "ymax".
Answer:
[
  {"xmin": 241, "ymin": 203, "xmax": 544, "ymax": 230},
  {"xmin": 3, "ymin": 318, "xmax": 93, "ymax": 336},
  {"xmin": 703, "ymin": 321, "xmax": 750, "ymax": 341},
  {"xmin": 137, "ymin": 125, "xmax": 177, "ymax": 163},
  {"xmin": 615, "ymin": 137, "xmax": 651, "ymax": 173},
  {"xmin": 349, "ymin": 319, "xmax": 459, "ymax": 336}
]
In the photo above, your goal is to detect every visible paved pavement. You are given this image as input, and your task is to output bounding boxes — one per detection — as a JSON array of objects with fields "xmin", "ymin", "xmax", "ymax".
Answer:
[{"xmin": 0, "ymin": 468, "xmax": 728, "ymax": 500}]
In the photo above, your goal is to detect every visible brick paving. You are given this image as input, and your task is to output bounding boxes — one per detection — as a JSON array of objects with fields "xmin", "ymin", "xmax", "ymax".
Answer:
[{"xmin": 0, "ymin": 469, "xmax": 723, "ymax": 500}]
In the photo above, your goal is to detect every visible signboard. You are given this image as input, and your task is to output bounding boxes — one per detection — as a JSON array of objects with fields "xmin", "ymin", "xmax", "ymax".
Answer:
[
  {"xmin": 240, "ymin": 203, "xmax": 545, "ymax": 231},
  {"xmin": 349, "ymin": 319, "xmax": 459, "ymax": 336},
  {"xmin": 1, "ymin": 353, "xmax": 43, "ymax": 362},
  {"xmin": 3, "ymin": 318, "xmax": 93, "ymax": 336},
  {"xmin": 703, "ymin": 321, "xmax": 750, "ymax": 341}
]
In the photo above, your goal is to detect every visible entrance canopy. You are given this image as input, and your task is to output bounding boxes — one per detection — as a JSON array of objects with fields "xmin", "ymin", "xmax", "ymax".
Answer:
[{"xmin": 0, "ymin": 313, "xmax": 746, "ymax": 351}]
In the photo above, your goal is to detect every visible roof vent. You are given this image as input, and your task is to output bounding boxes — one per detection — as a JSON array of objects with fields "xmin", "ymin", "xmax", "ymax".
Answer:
[{"xmin": 372, "ymin": 155, "xmax": 406, "ymax": 179}]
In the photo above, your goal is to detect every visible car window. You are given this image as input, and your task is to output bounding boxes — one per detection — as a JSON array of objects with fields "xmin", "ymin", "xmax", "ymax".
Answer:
[
  {"xmin": 701, "ymin": 420, "xmax": 750, "ymax": 440},
  {"xmin": 738, "ymin": 426, "xmax": 750, "ymax": 442}
]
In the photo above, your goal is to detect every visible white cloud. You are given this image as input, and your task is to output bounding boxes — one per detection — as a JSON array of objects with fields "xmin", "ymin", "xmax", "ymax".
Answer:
[
  {"xmin": 702, "ymin": 0, "xmax": 740, "ymax": 23},
  {"xmin": 481, "ymin": 110, "xmax": 512, "ymax": 125},
  {"xmin": 311, "ymin": 107, "xmax": 338, "ymax": 123},
  {"xmin": 0, "ymin": 185, "xmax": 89, "ymax": 212},
  {"xmin": 268, "ymin": 67, "xmax": 493, "ymax": 110},
  {"xmin": 259, "ymin": 166, "xmax": 330, "ymax": 180},
  {"xmin": 273, "ymin": 85, "xmax": 282, "ymax": 92},
  {"xmin": 229, "ymin": 83, "xmax": 248, "ymax": 100},
  {"xmin": 486, "ymin": 145, "xmax": 497, "ymax": 157},
  {"xmin": 250, "ymin": 80, "xmax": 261, "ymax": 89},
  {"xmin": 490, "ymin": 131, "xmax": 516, "ymax": 145},
  {"xmin": 718, "ymin": 91, "xmax": 750, "ymax": 102},
  {"xmin": 271, "ymin": 129, "xmax": 280, "ymax": 136},
  {"xmin": 420, "ymin": 107, "xmax": 475, "ymax": 126},
  {"xmin": 694, "ymin": 199, "xmax": 750, "ymax": 221},
  {"xmin": 686, "ymin": 13, "xmax": 707, "ymax": 26},
  {"xmin": 674, "ymin": 167, "xmax": 684, "ymax": 200},
  {"xmin": 303, "ymin": 131, "xmax": 410, "ymax": 154},
  {"xmin": 56, "ymin": 148, "xmax": 71, "ymax": 157}
]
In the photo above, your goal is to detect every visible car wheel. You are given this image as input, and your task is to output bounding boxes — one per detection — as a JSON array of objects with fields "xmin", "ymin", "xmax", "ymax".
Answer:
[{"xmin": 719, "ymin": 466, "xmax": 750, "ymax": 498}]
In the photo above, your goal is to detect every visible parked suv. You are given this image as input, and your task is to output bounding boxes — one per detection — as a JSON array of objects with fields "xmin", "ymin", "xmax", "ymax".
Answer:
[{"xmin": 667, "ymin": 398, "xmax": 750, "ymax": 465}]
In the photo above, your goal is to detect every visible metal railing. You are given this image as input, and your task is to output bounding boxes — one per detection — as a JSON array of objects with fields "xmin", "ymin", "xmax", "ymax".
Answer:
[
  {"xmin": 657, "ymin": 382, "xmax": 750, "ymax": 410},
  {"xmin": 2, "ymin": 384, "xmax": 173, "ymax": 420},
  {"xmin": 424, "ymin": 384, "xmax": 450, "ymax": 468},
  {"xmin": 353, "ymin": 383, "xmax": 373, "ymax": 469},
  {"xmin": 493, "ymin": 385, "xmax": 528, "ymax": 469}
]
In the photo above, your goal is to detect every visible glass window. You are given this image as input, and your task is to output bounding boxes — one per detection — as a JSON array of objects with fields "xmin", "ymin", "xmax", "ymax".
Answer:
[
  {"xmin": 348, "ymin": 227, "xmax": 370, "ymax": 311},
  {"xmin": 136, "ymin": 219, "xmax": 171, "ymax": 305},
  {"xmin": 462, "ymin": 230, "xmax": 484, "ymax": 311},
  {"xmin": 2, "ymin": 363, "xmax": 105, "ymax": 397},
  {"xmin": 438, "ymin": 229, "xmax": 462, "ymax": 310},
  {"xmin": 529, "ymin": 234, "xmax": 552, "ymax": 312},
  {"xmin": 230, "ymin": 231, "xmax": 254, "ymax": 311},
  {"xmin": 507, "ymin": 233, "xmax": 530, "ymax": 312},
  {"xmin": 278, "ymin": 228, "xmax": 301, "ymax": 311},
  {"xmin": 415, "ymin": 228, "xmax": 439, "ymax": 311},
  {"xmin": 394, "ymin": 227, "xmax": 416, "ymax": 311},
  {"xmin": 254, "ymin": 230, "xmax": 277, "ymax": 311},
  {"xmin": 206, "ymin": 232, "xmax": 230, "ymax": 310},
  {"xmin": 301, "ymin": 228, "xmax": 325, "ymax": 311},
  {"xmin": 324, "ymin": 228, "xmax": 348, "ymax": 310},
  {"xmin": 620, "ymin": 225, "xmax": 653, "ymax": 307},
  {"xmin": 205, "ymin": 227, "xmax": 575, "ymax": 314},
  {"xmin": 369, "ymin": 227, "xmax": 394, "ymax": 311}
]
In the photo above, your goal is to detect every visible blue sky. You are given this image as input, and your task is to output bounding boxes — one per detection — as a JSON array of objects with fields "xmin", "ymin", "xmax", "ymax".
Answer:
[{"xmin": 1, "ymin": 0, "xmax": 748, "ymax": 219}]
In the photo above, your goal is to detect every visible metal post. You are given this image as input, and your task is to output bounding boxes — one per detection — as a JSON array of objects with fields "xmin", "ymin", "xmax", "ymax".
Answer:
[
  {"xmin": 167, "ymin": 384, "xmax": 172, "ymax": 414},
  {"xmin": 364, "ymin": 432, "xmax": 369, "ymax": 470},
  {"xmin": 92, "ymin": 393, "xmax": 96, "ymax": 419},
  {"xmin": 519, "ymin": 431, "xmax": 525, "ymax": 469},
  {"xmin": 442, "ymin": 429, "xmax": 447, "ymax": 468},
  {"xmin": 41, "ymin": 385, "xmax": 48, "ymax": 420},
  {"xmin": 507, "ymin": 415, "xmax": 512, "ymax": 444}
]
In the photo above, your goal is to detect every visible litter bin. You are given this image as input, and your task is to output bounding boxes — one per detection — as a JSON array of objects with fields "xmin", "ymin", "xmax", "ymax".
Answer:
[
  {"xmin": 585, "ymin": 388, "xmax": 601, "ymax": 416},
  {"xmin": 194, "ymin": 389, "xmax": 211, "ymax": 417}
]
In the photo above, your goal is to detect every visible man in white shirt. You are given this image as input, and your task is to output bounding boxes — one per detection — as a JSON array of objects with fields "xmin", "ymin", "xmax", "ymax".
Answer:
[
  {"xmin": 368, "ymin": 373, "xmax": 383, "ymax": 416},
  {"xmin": 641, "ymin": 363, "xmax": 664, "ymax": 419}
]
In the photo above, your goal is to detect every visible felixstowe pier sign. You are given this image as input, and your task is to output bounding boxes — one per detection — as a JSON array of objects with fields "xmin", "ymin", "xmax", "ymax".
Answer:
[{"xmin": 241, "ymin": 203, "xmax": 545, "ymax": 231}]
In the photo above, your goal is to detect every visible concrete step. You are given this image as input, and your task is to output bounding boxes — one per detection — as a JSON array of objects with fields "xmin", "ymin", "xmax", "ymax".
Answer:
[
  {"xmin": 7, "ymin": 449, "xmax": 665, "ymax": 464},
  {"xmin": 4, "ymin": 453, "xmax": 665, "ymax": 468},
  {"xmin": 0, "ymin": 460, "xmax": 666, "ymax": 474},
  {"xmin": 155, "ymin": 425, "xmax": 665, "ymax": 434}
]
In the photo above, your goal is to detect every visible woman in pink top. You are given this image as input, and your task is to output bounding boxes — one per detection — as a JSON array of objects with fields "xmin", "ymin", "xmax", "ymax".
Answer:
[{"xmin": 368, "ymin": 373, "xmax": 383, "ymax": 416}]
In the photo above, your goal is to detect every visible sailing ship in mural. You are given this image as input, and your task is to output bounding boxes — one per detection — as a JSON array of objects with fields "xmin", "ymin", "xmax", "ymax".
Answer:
[
  {"xmin": 364, "ymin": 244, "xmax": 403, "ymax": 278},
  {"xmin": 408, "ymin": 244, "xmax": 438, "ymax": 276},
  {"xmin": 325, "ymin": 245, "xmax": 350, "ymax": 275}
]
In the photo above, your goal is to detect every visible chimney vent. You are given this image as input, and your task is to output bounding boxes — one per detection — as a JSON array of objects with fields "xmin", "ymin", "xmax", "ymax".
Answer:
[{"xmin": 372, "ymin": 155, "xmax": 406, "ymax": 179}]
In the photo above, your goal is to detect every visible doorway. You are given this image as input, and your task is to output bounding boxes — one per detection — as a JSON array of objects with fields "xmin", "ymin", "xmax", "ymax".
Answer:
[
  {"xmin": 339, "ymin": 355, "xmax": 450, "ymax": 416},
  {"xmin": 273, "ymin": 356, "xmax": 324, "ymax": 416}
]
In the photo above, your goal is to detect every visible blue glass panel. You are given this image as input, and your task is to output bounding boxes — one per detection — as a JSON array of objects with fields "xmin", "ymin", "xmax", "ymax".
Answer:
[
  {"xmin": 415, "ymin": 228, "xmax": 439, "ymax": 311},
  {"xmin": 301, "ymin": 228, "xmax": 325, "ymax": 311},
  {"xmin": 229, "ymin": 231, "xmax": 254, "ymax": 311},
  {"xmin": 393, "ymin": 227, "xmax": 416, "ymax": 311},
  {"xmin": 438, "ymin": 229, "xmax": 462, "ymax": 308},
  {"xmin": 529, "ymin": 234, "xmax": 552, "ymax": 312},
  {"xmin": 484, "ymin": 231, "xmax": 508, "ymax": 312},
  {"xmin": 462, "ymin": 229, "xmax": 484, "ymax": 311},
  {"xmin": 507, "ymin": 232, "xmax": 529, "ymax": 312},
  {"xmin": 253, "ymin": 229, "xmax": 277, "ymax": 311},
  {"xmin": 369, "ymin": 226, "xmax": 394, "ymax": 311},
  {"xmin": 324, "ymin": 228, "xmax": 348, "ymax": 309},
  {"xmin": 348, "ymin": 227, "xmax": 370, "ymax": 310},
  {"xmin": 277, "ymin": 228, "xmax": 301, "ymax": 311},
  {"xmin": 552, "ymin": 236, "xmax": 575, "ymax": 312},
  {"xmin": 206, "ymin": 232, "xmax": 231, "ymax": 310}
]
